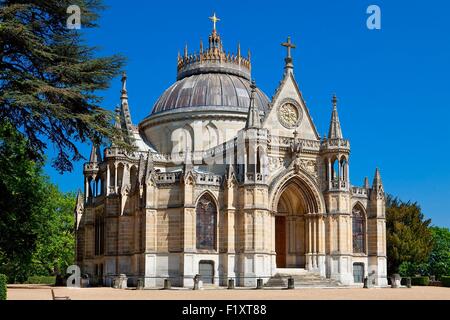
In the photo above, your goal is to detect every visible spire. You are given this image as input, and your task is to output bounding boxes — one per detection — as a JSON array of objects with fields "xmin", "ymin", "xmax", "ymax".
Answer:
[
  {"xmin": 121, "ymin": 71, "xmax": 128, "ymax": 100},
  {"xmin": 281, "ymin": 36, "xmax": 296, "ymax": 70},
  {"xmin": 118, "ymin": 71, "xmax": 134, "ymax": 142},
  {"xmin": 328, "ymin": 94, "xmax": 343, "ymax": 139},
  {"xmin": 114, "ymin": 106, "xmax": 121, "ymax": 129},
  {"xmin": 372, "ymin": 167, "xmax": 383, "ymax": 188},
  {"xmin": 74, "ymin": 189, "xmax": 84, "ymax": 228},
  {"xmin": 364, "ymin": 177, "xmax": 370, "ymax": 189},
  {"xmin": 89, "ymin": 144, "xmax": 102, "ymax": 163},
  {"xmin": 75, "ymin": 189, "xmax": 83, "ymax": 208},
  {"xmin": 246, "ymin": 80, "xmax": 260, "ymax": 129}
]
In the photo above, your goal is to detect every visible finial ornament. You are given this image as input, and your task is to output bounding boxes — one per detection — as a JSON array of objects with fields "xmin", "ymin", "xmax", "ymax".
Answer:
[
  {"xmin": 281, "ymin": 36, "xmax": 296, "ymax": 69},
  {"xmin": 209, "ymin": 12, "xmax": 220, "ymax": 32},
  {"xmin": 121, "ymin": 71, "xmax": 128, "ymax": 98},
  {"xmin": 328, "ymin": 93, "xmax": 343, "ymax": 139},
  {"xmin": 332, "ymin": 94, "xmax": 338, "ymax": 108}
]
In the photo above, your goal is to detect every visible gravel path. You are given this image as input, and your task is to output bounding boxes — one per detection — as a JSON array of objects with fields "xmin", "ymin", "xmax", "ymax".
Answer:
[{"xmin": 6, "ymin": 285, "xmax": 450, "ymax": 300}]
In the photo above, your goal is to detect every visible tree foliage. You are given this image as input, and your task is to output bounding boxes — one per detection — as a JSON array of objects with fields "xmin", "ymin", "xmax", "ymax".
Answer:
[
  {"xmin": 428, "ymin": 227, "xmax": 450, "ymax": 279},
  {"xmin": 386, "ymin": 195, "xmax": 433, "ymax": 275},
  {"xmin": 0, "ymin": 121, "xmax": 76, "ymax": 283},
  {"xmin": 0, "ymin": 0, "xmax": 127, "ymax": 172},
  {"xmin": 31, "ymin": 186, "xmax": 75, "ymax": 277},
  {"xmin": 0, "ymin": 121, "xmax": 48, "ymax": 282}
]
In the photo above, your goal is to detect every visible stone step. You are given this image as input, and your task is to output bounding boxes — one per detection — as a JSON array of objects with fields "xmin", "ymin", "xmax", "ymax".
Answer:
[{"xmin": 265, "ymin": 272, "xmax": 343, "ymax": 288}]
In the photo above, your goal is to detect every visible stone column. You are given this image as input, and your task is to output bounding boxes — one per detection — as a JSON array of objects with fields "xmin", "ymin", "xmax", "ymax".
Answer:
[
  {"xmin": 311, "ymin": 216, "xmax": 316, "ymax": 269},
  {"xmin": 346, "ymin": 161, "xmax": 350, "ymax": 188},
  {"xmin": 327, "ymin": 159, "xmax": 331, "ymax": 189},
  {"xmin": 106, "ymin": 164, "xmax": 110, "ymax": 195},
  {"xmin": 85, "ymin": 177, "xmax": 89, "ymax": 202},
  {"xmin": 114, "ymin": 164, "xmax": 118, "ymax": 193},
  {"xmin": 337, "ymin": 157, "xmax": 341, "ymax": 182},
  {"xmin": 317, "ymin": 215, "xmax": 326, "ymax": 276},
  {"xmin": 306, "ymin": 215, "xmax": 312, "ymax": 270}
]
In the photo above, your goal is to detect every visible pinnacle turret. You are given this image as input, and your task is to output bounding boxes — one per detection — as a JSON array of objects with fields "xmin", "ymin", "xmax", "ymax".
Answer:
[
  {"xmin": 245, "ymin": 80, "xmax": 260, "ymax": 129},
  {"xmin": 372, "ymin": 167, "xmax": 383, "ymax": 188},
  {"xmin": 89, "ymin": 144, "xmax": 102, "ymax": 163},
  {"xmin": 364, "ymin": 177, "xmax": 370, "ymax": 189},
  {"xmin": 328, "ymin": 94, "xmax": 343, "ymax": 139}
]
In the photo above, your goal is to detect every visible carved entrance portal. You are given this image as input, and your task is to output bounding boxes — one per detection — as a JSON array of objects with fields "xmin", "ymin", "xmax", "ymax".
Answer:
[{"xmin": 275, "ymin": 177, "xmax": 313, "ymax": 269}]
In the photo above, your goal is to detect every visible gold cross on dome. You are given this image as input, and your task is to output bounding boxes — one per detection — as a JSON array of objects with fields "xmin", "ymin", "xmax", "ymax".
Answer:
[
  {"xmin": 209, "ymin": 12, "xmax": 220, "ymax": 31},
  {"xmin": 281, "ymin": 36, "xmax": 296, "ymax": 59}
]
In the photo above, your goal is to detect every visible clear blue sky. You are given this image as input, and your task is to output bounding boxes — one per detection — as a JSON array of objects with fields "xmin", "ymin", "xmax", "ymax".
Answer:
[{"xmin": 44, "ymin": 0, "xmax": 450, "ymax": 227}]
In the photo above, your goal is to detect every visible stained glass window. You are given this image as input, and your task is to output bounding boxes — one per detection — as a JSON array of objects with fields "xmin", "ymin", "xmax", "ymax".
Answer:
[
  {"xmin": 196, "ymin": 194, "xmax": 217, "ymax": 250},
  {"xmin": 352, "ymin": 206, "xmax": 365, "ymax": 253}
]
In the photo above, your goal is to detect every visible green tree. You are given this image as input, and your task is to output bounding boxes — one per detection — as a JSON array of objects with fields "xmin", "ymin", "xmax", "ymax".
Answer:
[
  {"xmin": 31, "ymin": 186, "xmax": 76, "ymax": 277},
  {"xmin": 0, "ymin": 0, "xmax": 128, "ymax": 173},
  {"xmin": 0, "ymin": 121, "xmax": 48, "ymax": 283},
  {"xmin": 0, "ymin": 121, "xmax": 77, "ymax": 282},
  {"xmin": 428, "ymin": 227, "xmax": 450, "ymax": 279},
  {"xmin": 386, "ymin": 195, "xmax": 433, "ymax": 275}
]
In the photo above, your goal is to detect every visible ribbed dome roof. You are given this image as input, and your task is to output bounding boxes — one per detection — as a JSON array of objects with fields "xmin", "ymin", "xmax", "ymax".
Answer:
[{"xmin": 151, "ymin": 73, "xmax": 270, "ymax": 115}]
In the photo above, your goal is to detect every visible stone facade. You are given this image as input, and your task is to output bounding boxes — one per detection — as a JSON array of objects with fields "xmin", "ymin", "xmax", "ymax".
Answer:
[{"xmin": 75, "ymin": 21, "xmax": 388, "ymax": 288}]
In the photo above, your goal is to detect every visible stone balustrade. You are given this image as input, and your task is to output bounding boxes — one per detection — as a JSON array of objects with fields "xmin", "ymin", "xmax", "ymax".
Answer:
[{"xmin": 351, "ymin": 186, "xmax": 369, "ymax": 197}]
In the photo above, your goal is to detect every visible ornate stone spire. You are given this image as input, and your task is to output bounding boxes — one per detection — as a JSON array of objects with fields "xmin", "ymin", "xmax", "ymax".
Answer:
[
  {"xmin": 364, "ymin": 177, "xmax": 370, "ymax": 189},
  {"xmin": 371, "ymin": 167, "xmax": 384, "ymax": 201},
  {"xmin": 118, "ymin": 71, "xmax": 135, "ymax": 142},
  {"xmin": 245, "ymin": 80, "xmax": 260, "ymax": 129},
  {"xmin": 74, "ymin": 189, "xmax": 84, "ymax": 228},
  {"xmin": 75, "ymin": 189, "xmax": 84, "ymax": 208},
  {"xmin": 89, "ymin": 144, "xmax": 102, "ymax": 163},
  {"xmin": 114, "ymin": 106, "xmax": 121, "ymax": 130},
  {"xmin": 372, "ymin": 168, "xmax": 383, "ymax": 188},
  {"xmin": 328, "ymin": 94, "xmax": 343, "ymax": 139},
  {"xmin": 121, "ymin": 71, "xmax": 128, "ymax": 100},
  {"xmin": 281, "ymin": 36, "xmax": 296, "ymax": 70}
]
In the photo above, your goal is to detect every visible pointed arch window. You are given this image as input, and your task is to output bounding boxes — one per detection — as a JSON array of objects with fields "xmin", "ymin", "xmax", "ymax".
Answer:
[
  {"xmin": 352, "ymin": 205, "xmax": 366, "ymax": 253},
  {"xmin": 196, "ymin": 194, "xmax": 217, "ymax": 250}
]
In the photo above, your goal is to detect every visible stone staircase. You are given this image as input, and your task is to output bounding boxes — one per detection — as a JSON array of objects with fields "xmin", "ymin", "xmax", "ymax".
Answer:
[{"xmin": 265, "ymin": 269, "xmax": 343, "ymax": 288}]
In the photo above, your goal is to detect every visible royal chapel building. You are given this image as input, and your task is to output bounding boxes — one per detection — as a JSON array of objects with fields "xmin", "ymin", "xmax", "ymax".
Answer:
[{"xmin": 75, "ymin": 15, "xmax": 388, "ymax": 288}]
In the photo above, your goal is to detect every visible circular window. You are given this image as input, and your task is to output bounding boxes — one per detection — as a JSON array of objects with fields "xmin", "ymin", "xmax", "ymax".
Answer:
[{"xmin": 278, "ymin": 101, "xmax": 302, "ymax": 128}]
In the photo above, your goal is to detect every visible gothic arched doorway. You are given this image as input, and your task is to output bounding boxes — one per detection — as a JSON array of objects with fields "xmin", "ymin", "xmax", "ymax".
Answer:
[{"xmin": 275, "ymin": 177, "xmax": 317, "ymax": 269}]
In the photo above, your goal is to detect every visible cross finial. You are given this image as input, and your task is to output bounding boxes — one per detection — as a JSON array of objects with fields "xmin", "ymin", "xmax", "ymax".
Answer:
[
  {"xmin": 281, "ymin": 36, "xmax": 296, "ymax": 59},
  {"xmin": 332, "ymin": 94, "xmax": 338, "ymax": 108},
  {"xmin": 209, "ymin": 12, "xmax": 220, "ymax": 32}
]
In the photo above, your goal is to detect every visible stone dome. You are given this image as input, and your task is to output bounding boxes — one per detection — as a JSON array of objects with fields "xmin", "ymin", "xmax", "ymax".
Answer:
[
  {"xmin": 139, "ymin": 26, "xmax": 271, "ymax": 154},
  {"xmin": 151, "ymin": 73, "xmax": 270, "ymax": 115}
]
